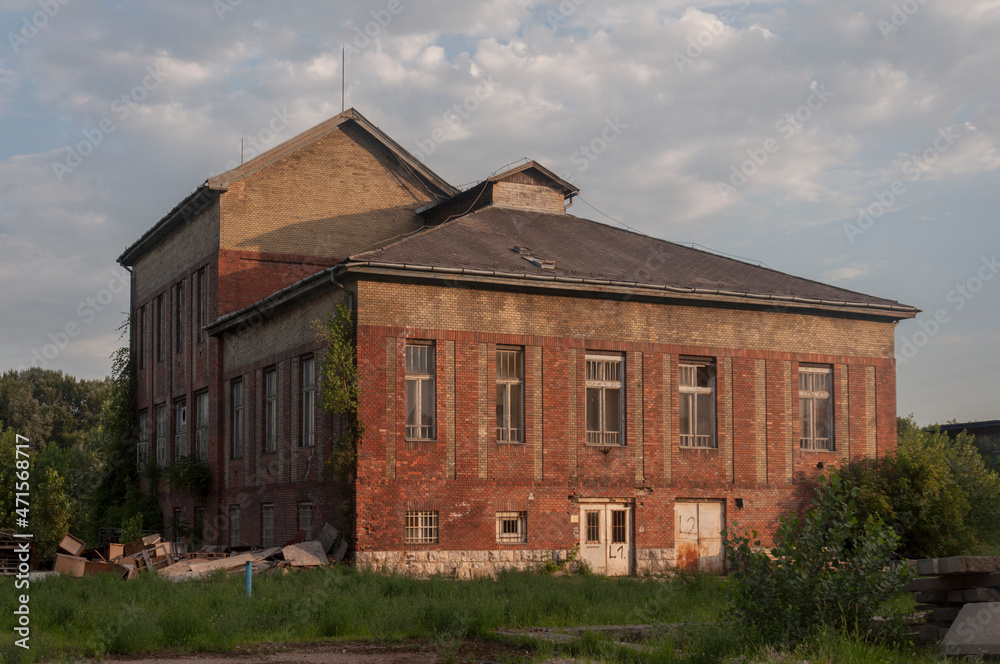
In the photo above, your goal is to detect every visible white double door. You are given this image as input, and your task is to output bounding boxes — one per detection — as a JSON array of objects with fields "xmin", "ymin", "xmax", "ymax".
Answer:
[
  {"xmin": 674, "ymin": 501, "xmax": 725, "ymax": 574},
  {"xmin": 579, "ymin": 503, "xmax": 632, "ymax": 576}
]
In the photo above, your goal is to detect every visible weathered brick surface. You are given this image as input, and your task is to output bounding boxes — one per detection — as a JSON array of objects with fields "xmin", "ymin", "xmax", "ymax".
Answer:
[
  {"xmin": 352, "ymin": 277, "xmax": 898, "ymax": 562},
  {"xmin": 355, "ymin": 281, "xmax": 896, "ymax": 358},
  {"xmin": 127, "ymin": 118, "xmax": 903, "ymax": 572},
  {"xmin": 491, "ymin": 181, "xmax": 565, "ymax": 214}
]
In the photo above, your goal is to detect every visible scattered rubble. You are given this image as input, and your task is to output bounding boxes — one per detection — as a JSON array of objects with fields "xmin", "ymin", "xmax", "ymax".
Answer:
[{"xmin": 48, "ymin": 523, "xmax": 348, "ymax": 581}]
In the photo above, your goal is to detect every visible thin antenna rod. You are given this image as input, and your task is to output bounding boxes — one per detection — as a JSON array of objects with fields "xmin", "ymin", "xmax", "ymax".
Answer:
[
  {"xmin": 240, "ymin": 134, "xmax": 244, "ymax": 164},
  {"xmin": 342, "ymin": 47, "xmax": 345, "ymax": 112}
]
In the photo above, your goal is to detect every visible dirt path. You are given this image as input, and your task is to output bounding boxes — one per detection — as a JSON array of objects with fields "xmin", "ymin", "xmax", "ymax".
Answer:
[{"xmin": 99, "ymin": 639, "xmax": 535, "ymax": 664}]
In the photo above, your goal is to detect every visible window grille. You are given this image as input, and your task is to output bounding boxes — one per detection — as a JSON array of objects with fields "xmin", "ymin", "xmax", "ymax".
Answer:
[
  {"xmin": 495, "ymin": 511, "xmax": 527, "ymax": 543},
  {"xmin": 405, "ymin": 344, "xmax": 436, "ymax": 440},
  {"xmin": 585, "ymin": 510, "xmax": 600, "ymax": 543},
  {"xmin": 496, "ymin": 349, "xmax": 523, "ymax": 442},
  {"xmin": 405, "ymin": 511, "xmax": 438, "ymax": 543},
  {"xmin": 585, "ymin": 355, "xmax": 623, "ymax": 446},
  {"xmin": 174, "ymin": 399, "xmax": 187, "ymax": 460},
  {"xmin": 680, "ymin": 361, "xmax": 716, "ymax": 448},
  {"xmin": 799, "ymin": 367, "xmax": 833, "ymax": 450}
]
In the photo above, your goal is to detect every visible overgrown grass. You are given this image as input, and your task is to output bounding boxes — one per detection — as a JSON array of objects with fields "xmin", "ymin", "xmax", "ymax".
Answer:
[
  {"xmin": 0, "ymin": 569, "xmax": 945, "ymax": 663},
  {"xmin": 0, "ymin": 568, "xmax": 724, "ymax": 662}
]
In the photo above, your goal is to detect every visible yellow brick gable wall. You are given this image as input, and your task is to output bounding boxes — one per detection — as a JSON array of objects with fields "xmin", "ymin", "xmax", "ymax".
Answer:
[
  {"xmin": 133, "ymin": 200, "xmax": 220, "ymax": 302},
  {"xmin": 219, "ymin": 125, "xmax": 437, "ymax": 259}
]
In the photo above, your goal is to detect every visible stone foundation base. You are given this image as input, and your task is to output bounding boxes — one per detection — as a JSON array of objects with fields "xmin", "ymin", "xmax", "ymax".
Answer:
[{"xmin": 355, "ymin": 547, "xmax": 679, "ymax": 577}]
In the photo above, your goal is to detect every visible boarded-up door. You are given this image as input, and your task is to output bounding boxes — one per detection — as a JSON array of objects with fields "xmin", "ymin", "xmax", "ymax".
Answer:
[
  {"xmin": 674, "ymin": 502, "xmax": 725, "ymax": 574},
  {"xmin": 579, "ymin": 504, "xmax": 632, "ymax": 576}
]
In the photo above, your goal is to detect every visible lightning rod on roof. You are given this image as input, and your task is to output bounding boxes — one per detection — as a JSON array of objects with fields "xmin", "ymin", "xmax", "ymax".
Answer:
[
  {"xmin": 240, "ymin": 134, "xmax": 244, "ymax": 165},
  {"xmin": 342, "ymin": 47, "xmax": 345, "ymax": 113}
]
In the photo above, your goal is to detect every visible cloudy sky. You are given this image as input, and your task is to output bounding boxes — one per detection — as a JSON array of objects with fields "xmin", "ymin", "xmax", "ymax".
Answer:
[{"xmin": 1, "ymin": 0, "xmax": 997, "ymax": 425}]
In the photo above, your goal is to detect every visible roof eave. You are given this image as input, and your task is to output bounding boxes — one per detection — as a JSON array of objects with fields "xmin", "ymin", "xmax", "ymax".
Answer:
[
  {"xmin": 117, "ymin": 185, "xmax": 220, "ymax": 266},
  {"xmin": 340, "ymin": 262, "xmax": 920, "ymax": 320}
]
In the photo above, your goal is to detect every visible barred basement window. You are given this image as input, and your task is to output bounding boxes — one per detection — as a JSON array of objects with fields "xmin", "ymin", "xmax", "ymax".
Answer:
[
  {"xmin": 155, "ymin": 405, "xmax": 167, "ymax": 467},
  {"xmin": 585, "ymin": 354, "xmax": 623, "ymax": 446},
  {"xmin": 229, "ymin": 505, "xmax": 240, "ymax": 548},
  {"xmin": 301, "ymin": 357, "xmax": 315, "ymax": 447},
  {"xmin": 496, "ymin": 348, "xmax": 523, "ymax": 443},
  {"xmin": 174, "ymin": 398, "xmax": 187, "ymax": 461},
  {"xmin": 298, "ymin": 501, "xmax": 313, "ymax": 539},
  {"xmin": 405, "ymin": 343, "xmax": 436, "ymax": 440},
  {"xmin": 405, "ymin": 511, "xmax": 438, "ymax": 544},
  {"xmin": 137, "ymin": 411, "xmax": 149, "ymax": 468},
  {"xmin": 496, "ymin": 511, "xmax": 527, "ymax": 543},
  {"xmin": 264, "ymin": 369, "xmax": 277, "ymax": 453},
  {"xmin": 800, "ymin": 366, "xmax": 833, "ymax": 451},
  {"xmin": 195, "ymin": 391, "xmax": 209, "ymax": 461},
  {"xmin": 261, "ymin": 504, "xmax": 274, "ymax": 548},
  {"xmin": 585, "ymin": 510, "xmax": 601, "ymax": 543},
  {"xmin": 231, "ymin": 380, "xmax": 243, "ymax": 459},
  {"xmin": 680, "ymin": 359, "xmax": 716, "ymax": 448}
]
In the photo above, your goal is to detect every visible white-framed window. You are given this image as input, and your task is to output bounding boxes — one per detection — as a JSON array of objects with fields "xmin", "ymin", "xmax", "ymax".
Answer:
[
  {"xmin": 195, "ymin": 391, "xmax": 209, "ymax": 461},
  {"xmin": 301, "ymin": 357, "xmax": 315, "ymax": 447},
  {"xmin": 679, "ymin": 359, "xmax": 716, "ymax": 448},
  {"xmin": 155, "ymin": 405, "xmax": 167, "ymax": 467},
  {"xmin": 405, "ymin": 510, "xmax": 438, "ymax": 544},
  {"xmin": 137, "ymin": 410, "xmax": 149, "ymax": 468},
  {"xmin": 264, "ymin": 369, "xmax": 277, "ymax": 453},
  {"xmin": 298, "ymin": 501, "xmax": 313, "ymax": 539},
  {"xmin": 495, "ymin": 511, "xmax": 527, "ymax": 544},
  {"xmin": 585, "ymin": 354, "xmax": 623, "ymax": 446},
  {"xmin": 800, "ymin": 366, "xmax": 833, "ymax": 451},
  {"xmin": 405, "ymin": 343, "xmax": 436, "ymax": 440},
  {"xmin": 261, "ymin": 504, "xmax": 274, "ymax": 548},
  {"xmin": 174, "ymin": 399, "xmax": 187, "ymax": 461},
  {"xmin": 496, "ymin": 348, "xmax": 523, "ymax": 443},
  {"xmin": 231, "ymin": 380, "xmax": 243, "ymax": 459},
  {"xmin": 229, "ymin": 505, "xmax": 240, "ymax": 548}
]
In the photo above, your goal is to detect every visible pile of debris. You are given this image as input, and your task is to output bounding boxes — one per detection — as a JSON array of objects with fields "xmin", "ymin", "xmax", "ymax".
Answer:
[
  {"xmin": 52, "ymin": 523, "xmax": 348, "ymax": 581},
  {"xmin": 910, "ymin": 556, "xmax": 1000, "ymax": 656}
]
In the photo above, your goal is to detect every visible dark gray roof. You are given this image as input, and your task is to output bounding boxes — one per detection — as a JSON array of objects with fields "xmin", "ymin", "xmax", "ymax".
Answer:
[{"xmin": 348, "ymin": 206, "xmax": 917, "ymax": 315}]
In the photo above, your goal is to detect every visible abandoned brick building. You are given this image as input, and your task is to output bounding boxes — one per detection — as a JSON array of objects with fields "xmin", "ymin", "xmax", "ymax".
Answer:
[{"xmin": 118, "ymin": 108, "xmax": 917, "ymax": 576}]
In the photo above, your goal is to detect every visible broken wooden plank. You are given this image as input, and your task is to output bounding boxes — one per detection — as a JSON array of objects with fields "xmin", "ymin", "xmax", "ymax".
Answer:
[{"xmin": 158, "ymin": 561, "xmax": 193, "ymax": 576}]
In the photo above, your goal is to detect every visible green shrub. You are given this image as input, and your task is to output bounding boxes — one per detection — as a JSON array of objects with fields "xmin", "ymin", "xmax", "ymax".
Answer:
[
  {"xmin": 723, "ymin": 472, "xmax": 911, "ymax": 646},
  {"xmin": 839, "ymin": 416, "xmax": 1000, "ymax": 558}
]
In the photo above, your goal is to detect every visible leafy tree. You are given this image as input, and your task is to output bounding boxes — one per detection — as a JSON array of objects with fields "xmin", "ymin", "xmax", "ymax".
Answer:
[
  {"xmin": 839, "ymin": 416, "xmax": 1000, "ymax": 557},
  {"xmin": 86, "ymin": 346, "xmax": 162, "ymax": 544},
  {"xmin": 724, "ymin": 472, "xmax": 911, "ymax": 646},
  {"xmin": 0, "ymin": 424, "xmax": 75, "ymax": 564}
]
